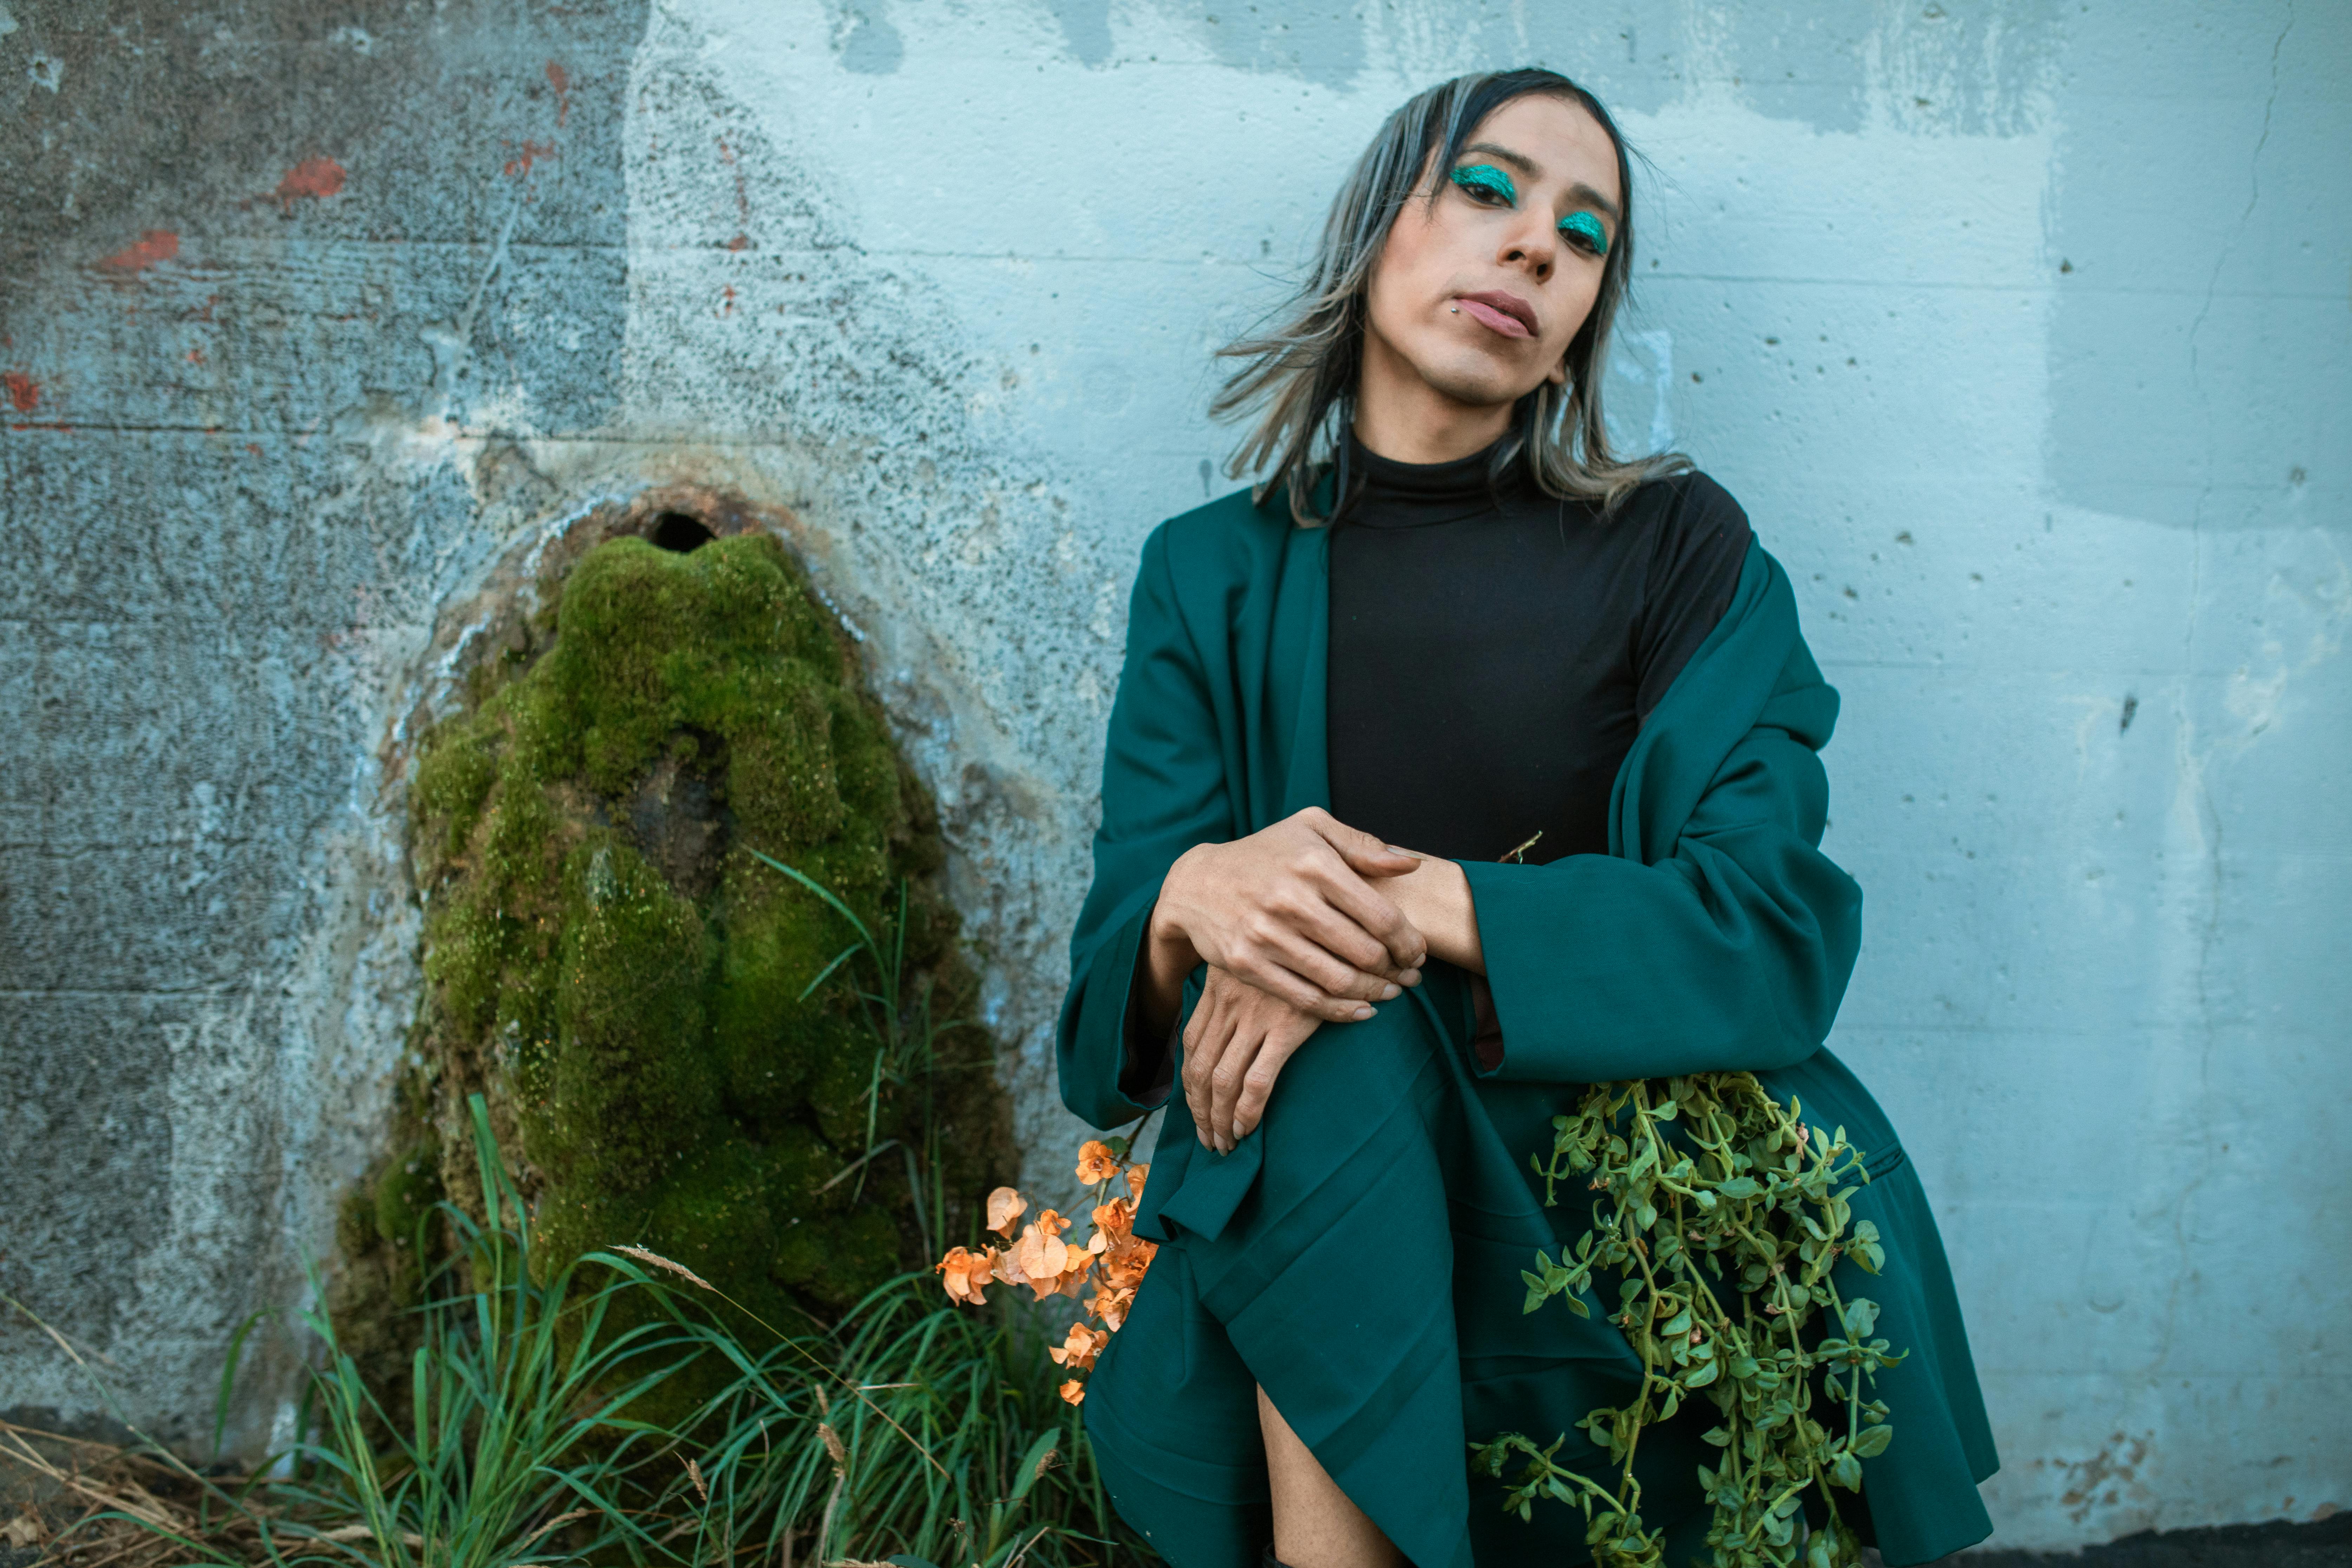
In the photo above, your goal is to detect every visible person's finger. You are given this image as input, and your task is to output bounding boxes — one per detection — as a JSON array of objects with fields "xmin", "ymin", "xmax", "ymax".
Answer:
[
  {"xmin": 1208, "ymin": 1028, "xmax": 1268, "ymax": 1154},
  {"xmin": 1261, "ymin": 881, "xmax": 1395, "ymax": 975},
  {"xmin": 1225, "ymin": 948, "xmax": 1374, "ymax": 1025},
  {"xmin": 1314, "ymin": 869, "xmax": 1428, "ymax": 973},
  {"xmin": 1182, "ymin": 981, "xmax": 1219, "ymax": 1055},
  {"xmin": 1231, "ymin": 1026, "xmax": 1317, "ymax": 1140},
  {"xmin": 1181, "ymin": 998, "xmax": 1234, "ymax": 1148},
  {"xmin": 1301, "ymin": 807, "xmax": 1424, "ymax": 880},
  {"xmin": 1228, "ymin": 901, "xmax": 1389, "ymax": 997},
  {"xmin": 1266, "ymin": 927, "xmax": 1397, "ymax": 1006},
  {"xmin": 1285, "ymin": 903, "xmax": 1411, "ymax": 995}
]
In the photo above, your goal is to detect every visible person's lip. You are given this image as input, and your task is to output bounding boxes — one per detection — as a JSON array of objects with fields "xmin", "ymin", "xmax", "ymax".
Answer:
[{"xmin": 1455, "ymin": 290, "xmax": 1538, "ymax": 339}]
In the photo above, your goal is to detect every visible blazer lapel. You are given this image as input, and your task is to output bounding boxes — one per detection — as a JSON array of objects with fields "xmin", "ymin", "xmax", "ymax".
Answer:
[{"xmin": 1273, "ymin": 523, "xmax": 1332, "ymax": 824}]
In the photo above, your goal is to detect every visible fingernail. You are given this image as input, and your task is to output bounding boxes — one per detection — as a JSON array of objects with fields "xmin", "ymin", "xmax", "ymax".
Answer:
[
  {"xmin": 1386, "ymin": 845, "xmax": 1416, "ymax": 857},
  {"xmin": 1352, "ymin": 1005, "xmax": 1374, "ymax": 1021},
  {"xmin": 1379, "ymin": 982, "xmax": 1401, "ymax": 1000},
  {"xmin": 1400, "ymin": 969, "xmax": 1422, "ymax": 987}
]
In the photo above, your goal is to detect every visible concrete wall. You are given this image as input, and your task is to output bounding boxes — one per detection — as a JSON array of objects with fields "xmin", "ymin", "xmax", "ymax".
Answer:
[{"xmin": 2, "ymin": 0, "xmax": 2343, "ymax": 1550}]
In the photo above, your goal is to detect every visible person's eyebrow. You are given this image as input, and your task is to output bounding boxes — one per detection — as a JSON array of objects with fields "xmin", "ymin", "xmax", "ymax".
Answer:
[
  {"xmin": 1457, "ymin": 142, "xmax": 1622, "ymax": 226},
  {"xmin": 1565, "ymin": 181, "xmax": 1623, "ymax": 226},
  {"xmin": 1459, "ymin": 141, "xmax": 1539, "ymax": 178}
]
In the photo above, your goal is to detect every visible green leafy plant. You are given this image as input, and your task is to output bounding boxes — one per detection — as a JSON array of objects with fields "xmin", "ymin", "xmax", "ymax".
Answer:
[{"xmin": 1473, "ymin": 1074, "xmax": 1902, "ymax": 1568}]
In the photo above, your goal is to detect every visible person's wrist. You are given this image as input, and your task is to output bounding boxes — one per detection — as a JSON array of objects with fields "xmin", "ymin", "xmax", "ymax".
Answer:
[{"xmin": 1147, "ymin": 848, "xmax": 1201, "ymax": 960}]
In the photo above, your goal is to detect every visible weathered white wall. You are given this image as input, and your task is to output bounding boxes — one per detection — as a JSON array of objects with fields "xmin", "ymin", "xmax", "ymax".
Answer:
[
  {"xmin": 4, "ymin": 0, "xmax": 2344, "ymax": 1551},
  {"xmin": 646, "ymin": 5, "xmax": 2350, "ymax": 1544}
]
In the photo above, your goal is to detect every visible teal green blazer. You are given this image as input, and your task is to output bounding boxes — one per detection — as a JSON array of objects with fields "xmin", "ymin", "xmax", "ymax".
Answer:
[{"xmin": 1057, "ymin": 486, "xmax": 1997, "ymax": 1567}]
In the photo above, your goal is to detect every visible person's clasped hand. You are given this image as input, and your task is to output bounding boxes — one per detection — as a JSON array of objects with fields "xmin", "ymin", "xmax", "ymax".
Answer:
[
  {"xmin": 1149, "ymin": 806, "xmax": 1428, "ymax": 1023},
  {"xmin": 1143, "ymin": 806, "xmax": 1439, "ymax": 1154}
]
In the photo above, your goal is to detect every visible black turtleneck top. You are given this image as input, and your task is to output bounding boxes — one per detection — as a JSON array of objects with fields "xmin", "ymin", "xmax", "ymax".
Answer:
[{"xmin": 1325, "ymin": 440, "xmax": 1752, "ymax": 867}]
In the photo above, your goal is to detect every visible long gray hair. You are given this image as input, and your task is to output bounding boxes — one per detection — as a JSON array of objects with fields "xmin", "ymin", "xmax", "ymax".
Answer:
[{"xmin": 1214, "ymin": 68, "xmax": 1687, "ymax": 524}]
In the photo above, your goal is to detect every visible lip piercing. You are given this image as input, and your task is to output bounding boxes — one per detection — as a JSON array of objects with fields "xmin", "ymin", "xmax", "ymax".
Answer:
[{"xmin": 1450, "ymin": 305, "xmax": 1460, "ymax": 313}]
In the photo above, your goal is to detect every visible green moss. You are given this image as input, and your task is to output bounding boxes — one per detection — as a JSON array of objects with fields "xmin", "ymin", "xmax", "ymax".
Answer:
[{"xmin": 396, "ymin": 531, "xmax": 1011, "ymax": 1392}]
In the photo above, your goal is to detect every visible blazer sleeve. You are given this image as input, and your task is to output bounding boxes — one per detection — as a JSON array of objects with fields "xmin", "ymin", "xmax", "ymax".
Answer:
[
  {"xmin": 1055, "ymin": 523, "xmax": 1236, "ymax": 1129},
  {"xmin": 1458, "ymin": 643, "xmax": 1862, "ymax": 1084}
]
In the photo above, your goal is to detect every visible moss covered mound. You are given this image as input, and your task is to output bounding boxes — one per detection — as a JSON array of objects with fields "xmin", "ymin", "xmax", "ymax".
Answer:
[{"xmin": 388, "ymin": 530, "xmax": 1005, "ymax": 1338}]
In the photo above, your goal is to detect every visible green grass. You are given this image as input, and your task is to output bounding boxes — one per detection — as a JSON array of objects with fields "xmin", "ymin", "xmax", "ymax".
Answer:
[
  {"xmin": 20, "ymin": 796, "xmax": 1133, "ymax": 1568},
  {"xmin": 62, "ymin": 1093, "xmax": 1149, "ymax": 1568},
  {"xmin": 607, "ymin": 1252, "xmax": 1125, "ymax": 1567}
]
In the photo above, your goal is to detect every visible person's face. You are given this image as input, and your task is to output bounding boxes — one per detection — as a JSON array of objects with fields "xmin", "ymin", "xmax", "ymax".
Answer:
[{"xmin": 1362, "ymin": 93, "xmax": 1621, "ymax": 413}]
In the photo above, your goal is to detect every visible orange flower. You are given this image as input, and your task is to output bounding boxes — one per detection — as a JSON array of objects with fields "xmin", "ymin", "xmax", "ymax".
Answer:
[
  {"xmin": 1088, "ymin": 1196, "xmax": 1135, "ymax": 1251},
  {"xmin": 1075, "ymin": 1141, "xmax": 1121, "ymax": 1184},
  {"xmin": 1059, "ymin": 1378, "xmax": 1086, "ymax": 1405},
  {"xmin": 985, "ymin": 1186, "xmax": 1027, "ymax": 1238},
  {"xmin": 1125, "ymin": 1163, "xmax": 1149, "ymax": 1199},
  {"xmin": 1088, "ymin": 1277, "xmax": 1136, "ymax": 1331},
  {"xmin": 933, "ymin": 1245, "xmax": 1001, "ymax": 1306},
  {"xmin": 995, "ymin": 1239, "xmax": 1031, "ymax": 1291},
  {"xmin": 1050, "ymin": 1322, "xmax": 1110, "ymax": 1373},
  {"xmin": 1095, "ymin": 1232, "xmax": 1156, "ymax": 1294},
  {"xmin": 1014, "ymin": 1212, "xmax": 1090, "ymax": 1299}
]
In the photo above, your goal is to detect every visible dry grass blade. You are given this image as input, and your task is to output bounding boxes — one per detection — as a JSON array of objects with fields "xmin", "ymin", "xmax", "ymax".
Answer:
[
  {"xmin": 316, "ymin": 1523, "xmax": 426, "ymax": 1545},
  {"xmin": 0, "ymin": 1428, "xmax": 178, "ymax": 1535},
  {"xmin": 811, "ymin": 1426, "xmax": 848, "ymax": 1568},
  {"xmin": 1000, "ymin": 1523, "xmax": 1054, "ymax": 1568},
  {"xmin": 611, "ymin": 1244, "xmax": 714, "ymax": 1291},
  {"xmin": 0, "ymin": 1292, "xmax": 126, "ymax": 1373},
  {"xmin": 518, "ymin": 1507, "xmax": 592, "ymax": 1547},
  {"xmin": 0, "ymin": 1421, "xmax": 264, "ymax": 1568}
]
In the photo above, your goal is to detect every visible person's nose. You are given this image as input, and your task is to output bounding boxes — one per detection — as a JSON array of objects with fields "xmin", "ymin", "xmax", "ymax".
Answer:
[{"xmin": 1499, "ymin": 212, "xmax": 1556, "ymax": 284}]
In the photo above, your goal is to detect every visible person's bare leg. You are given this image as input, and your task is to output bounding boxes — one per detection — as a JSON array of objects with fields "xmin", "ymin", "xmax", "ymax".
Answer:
[{"xmin": 1257, "ymin": 1385, "xmax": 1406, "ymax": 1568}]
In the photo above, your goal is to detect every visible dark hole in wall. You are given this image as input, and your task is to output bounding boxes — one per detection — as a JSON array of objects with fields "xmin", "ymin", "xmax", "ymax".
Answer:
[{"xmin": 651, "ymin": 512, "xmax": 716, "ymax": 553}]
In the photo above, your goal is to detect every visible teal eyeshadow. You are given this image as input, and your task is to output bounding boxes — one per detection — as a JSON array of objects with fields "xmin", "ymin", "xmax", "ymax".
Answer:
[
  {"xmin": 1559, "ymin": 210, "xmax": 1609, "ymax": 255},
  {"xmin": 1449, "ymin": 163, "xmax": 1517, "ymax": 204}
]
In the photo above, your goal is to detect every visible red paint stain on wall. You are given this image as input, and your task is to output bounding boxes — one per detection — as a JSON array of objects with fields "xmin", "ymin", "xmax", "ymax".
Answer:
[
  {"xmin": 545, "ymin": 61, "xmax": 571, "ymax": 128},
  {"xmin": 3, "ymin": 373, "xmax": 39, "ymax": 413},
  {"xmin": 99, "ymin": 230, "xmax": 180, "ymax": 272},
  {"xmin": 274, "ymin": 156, "xmax": 347, "ymax": 208},
  {"xmin": 504, "ymin": 139, "xmax": 557, "ymax": 178}
]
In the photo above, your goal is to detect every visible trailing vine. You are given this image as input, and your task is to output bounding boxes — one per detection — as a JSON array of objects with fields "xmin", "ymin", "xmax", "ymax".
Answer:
[{"xmin": 1472, "ymin": 1075, "xmax": 1903, "ymax": 1568}]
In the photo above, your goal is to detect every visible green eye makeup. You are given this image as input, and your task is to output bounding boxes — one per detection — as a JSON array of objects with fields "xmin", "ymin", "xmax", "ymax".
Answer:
[
  {"xmin": 1451, "ymin": 163, "xmax": 1612, "ymax": 257},
  {"xmin": 1450, "ymin": 163, "xmax": 1517, "ymax": 204},
  {"xmin": 1559, "ymin": 210, "xmax": 1609, "ymax": 256}
]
